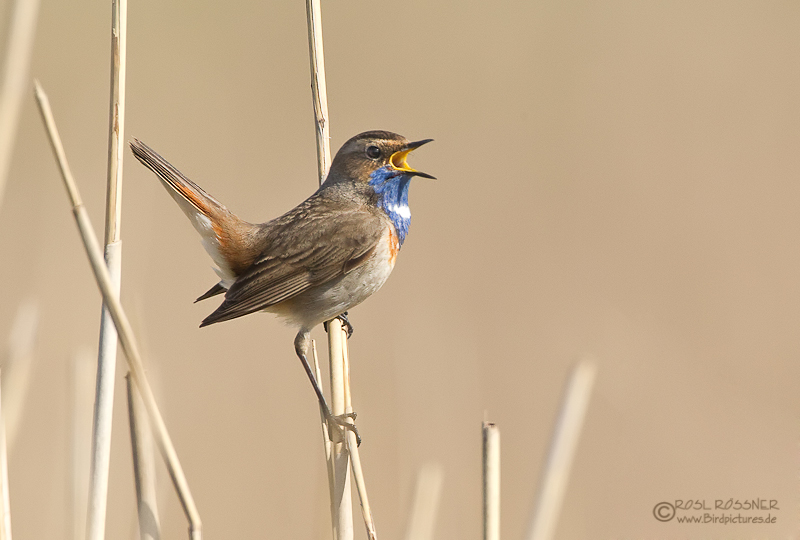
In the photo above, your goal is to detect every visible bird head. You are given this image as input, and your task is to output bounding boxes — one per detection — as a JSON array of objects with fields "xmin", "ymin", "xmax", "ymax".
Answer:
[{"xmin": 325, "ymin": 131, "xmax": 435, "ymax": 188}]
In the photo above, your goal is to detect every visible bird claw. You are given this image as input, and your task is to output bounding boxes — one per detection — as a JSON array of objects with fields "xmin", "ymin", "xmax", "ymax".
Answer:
[
  {"xmin": 325, "ymin": 411, "xmax": 361, "ymax": 447},
  {"xmin": 338, "ymin": 312, "xmax": 354, "ymax": 339},
  {"xmin": 323, "ymin": 312, "xmax": 354, "ymax": 339}
]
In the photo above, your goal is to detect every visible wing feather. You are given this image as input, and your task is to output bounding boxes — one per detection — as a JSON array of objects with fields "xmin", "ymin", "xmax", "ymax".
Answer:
[{"xmin": 200, "ymin": 203, "xmax": 385, "ymax": 326}]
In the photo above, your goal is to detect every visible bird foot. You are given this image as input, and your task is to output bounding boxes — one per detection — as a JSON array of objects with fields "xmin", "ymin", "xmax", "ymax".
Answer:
[
  {"xmin": 324, "ymin": 312, "xmax": 354, "ymax": 339},
  {"xmin": 325, "ymin": 411, "xmax": 360, "ymax": 446}
]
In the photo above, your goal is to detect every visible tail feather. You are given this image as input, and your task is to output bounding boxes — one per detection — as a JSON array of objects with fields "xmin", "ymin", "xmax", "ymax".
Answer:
[
  {"xmin": 130, "ymin": 138, "xmax": 263, "ymax": 282},
  {"xmin": 130, "ymin": 139, "xmax": 226, "ymax": 220},
  {"xmin": 195, "ymin": 282, "xmax": 226, "ymax": 303}
]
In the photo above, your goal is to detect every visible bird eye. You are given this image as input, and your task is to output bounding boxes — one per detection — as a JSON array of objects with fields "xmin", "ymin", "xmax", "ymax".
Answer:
[{"xmin": 366, "ymin": 145, "xmax": 381, "ymax": 159}]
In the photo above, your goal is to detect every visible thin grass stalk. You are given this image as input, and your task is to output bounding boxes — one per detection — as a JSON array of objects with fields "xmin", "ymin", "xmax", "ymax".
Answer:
[
  {"xmin": 311, "ymin": 339, "xmax": 336, "ymax": 519},
  {"xmin": 86, "ymin": 239, "xmax": 121, "ymax": 540},
  {"xmin": 305, "ymin": 0, "xmax": 331, "ymax": 185},
  {"xmin": 0, "ymin": 371, "xmax": 10, "ymax": 540},
  {"xmin": 312, "ymin": 341, "xmax": 336, "ymax": 508},
  {"xmin": 34, "ymin": 82, "xmax": 202, "ymax": 540},
  {"xmin": 87, "ymin": 1, "xmax": 127, "ymax": 536},
  {"xmin": 482, "ymin": 422, "xmax": 500, "ymax": 540},
  {"xmin": 526, "ymin": 359, "xmax": 597, "ymax": 540},
  {"xmin": 312, "ymin": 341, "xmax": 333, "ymax": 462},
  {"xmin": 103, "ymin": 0, "xmax": 126, "ymax": 246},
  {"xmin": 72, "ymin": 349, "xmax": 95, "ymax": 540},
  {"xmin": 403, "ymin": 464, "xmax": 444, "ymax": 540},
  {"xmin": 2, "ymin": 299, "xmax": 37, "ymax": 451},
  {"xmin": 305, "ymin": 1, "xmax": 358, "ymax": 539},
  {"xmin": 126, "ymin": 374, "xmax": 161, "ymax": 540},
  {"xmin": 0, "ymin": 0, "xmax": 40, "ymax": 210},
  {"xmin": 0, "ymin": 301, "xmax": 39, "ymax": 540},
  {"xmin": 327, "ymin": 318, "xmax": 353, "ymax": 540},
  {"xmin": 341, "ymin": 331, "xmax": 376, "ymax": 540}
]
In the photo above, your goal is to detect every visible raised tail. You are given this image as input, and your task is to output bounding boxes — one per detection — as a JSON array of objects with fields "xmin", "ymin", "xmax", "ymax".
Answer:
[{"xmin": 130, "ymin": 139, "xmax": 263, "ymax": 286}]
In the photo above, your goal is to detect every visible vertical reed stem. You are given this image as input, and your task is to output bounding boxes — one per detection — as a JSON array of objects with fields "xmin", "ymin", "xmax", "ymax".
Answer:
[
  {"xmin": 305, "ymin": 2, "xmax": 361, "ymax": 540},
  {"xmin": 0, "ymin": 371, "xmax": 11, "ymax": 540},
  {"xmin": 526, "ymin": 359, "xmax": 597, "ymax": 540},
  {"xmin": 403, "ymin": 464, "xmax": 444, "ymax": 540},
  {"xmin": 72, "ymin": 349, "xmax": 94, "ymax": 540},
  {"xmin": 126, "ymin": 374, "xmax": 161, "ymax": 540},
  {"xmin": 305, "ymin": 0, "xmax": 331, "ymax": 185},
  {"xmin": 0, "ymin": 301, "xmax": 39, "ymax": 540},
  {"xmin": 87, "ymin": 2, "xmax": 127, "ymax": 539},
  {"xmin": 0, "ymin": 0, "xmax": 40, "ymax": 210},
  {"xmin": 104, "ymin": 0, "xmax": 126, "ymax": 247},
  {"xmin": 327, "ymin": 319, "xmax": 353, "ymax": 540},
  {"xmin": 482, "ymin": 422, "xmax": 500, "ymax": 540},
  {"xmin": 35, "ymin": 81, "xmax": 202, "ymax": 540},
  {"xmin": 312, "ymin": 341, "xmax": 336, "ymax": 510},
  {"xmin": 341, "ymin": 330, "xmax": 376, "ymax": 540},
  {"xmin": 2, "ymin": 300, "xmax": 37, "ymax": 452}
]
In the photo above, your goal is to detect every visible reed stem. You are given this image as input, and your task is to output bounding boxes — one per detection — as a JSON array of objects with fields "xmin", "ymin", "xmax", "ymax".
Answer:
[
  {"xmin": 34, "ymin": 82, "xmax": 202, "ymax": 540},
  {"xmin": 327, "ymin": 319, "xmax": 353, "ymax": 540},
  {"xmin": 0, "ymin": 0, "xmax": 40, "ymax": 210},
  {"xmin": 126, "ymin": 374, "xmax": 161, "ymax": 540},
  {"xmin": 86, "ymin": 2, "xmax": 127, "ymax": 538},
  {"xmin": 304, "ymin": 2, "xmax": 366, "ymax": 539},
  {"xmin": 526, "ymin": 359, "xmax": 597, "ymax": 540},
  {"xmin": 403, "ymin": 464, "xmax": 444, "ymax": 540},
  {"xmin": 2, "ymin": 300, "xmax": 37, "ymax": 451},
  {"xmin": 341, "ymin": 334, "xmax": 376, "ymax": 540},
  {"xmin": 305, "ymin": 0, "xmax": 331, "ymax": 185},
  {"xmin": 482, "ymin": 422, "xmax": 500, "ymax": 540},
  {"xmin": 71, "ymin": 349, "xmax": 94, "ymax": 540},
  {"xmin": 0, "ymin": 371, "xmax": 11, "ymax": 540}
]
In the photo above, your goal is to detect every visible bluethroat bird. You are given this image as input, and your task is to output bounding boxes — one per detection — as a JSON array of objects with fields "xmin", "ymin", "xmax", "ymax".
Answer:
[{"xmin": 130, "ymin": 131, "xmax": 434, "ymax": 443}]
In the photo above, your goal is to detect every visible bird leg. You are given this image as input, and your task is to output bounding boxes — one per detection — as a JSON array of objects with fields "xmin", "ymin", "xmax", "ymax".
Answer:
[
  {"xmin": 323, "ymin": 312, "xmax": 354, "ymax": 339},
  {"xmin": 294, "ymin": 330, "xmax": 361, "ymax": 446}
]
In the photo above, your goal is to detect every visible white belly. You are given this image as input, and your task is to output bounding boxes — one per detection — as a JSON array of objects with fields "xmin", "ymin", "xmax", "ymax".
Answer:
[{"xmin": 266, "ymin": 226, "xmax": 398, "ymax": 329}]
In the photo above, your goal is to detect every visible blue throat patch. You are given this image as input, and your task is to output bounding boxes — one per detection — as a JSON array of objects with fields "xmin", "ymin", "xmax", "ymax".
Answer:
[{"xmin": 368, "ymin": 166, "xmax": 412, "ymax": 246}]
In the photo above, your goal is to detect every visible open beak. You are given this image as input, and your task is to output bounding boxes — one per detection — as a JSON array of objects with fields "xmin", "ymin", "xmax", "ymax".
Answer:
[{"xmin": 390, "ymin": 139, "xmax": 435, "ymax": 179}]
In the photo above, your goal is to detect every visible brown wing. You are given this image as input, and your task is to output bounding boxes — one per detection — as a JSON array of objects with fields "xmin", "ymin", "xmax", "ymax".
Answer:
[{"xmin": 200, "ymin": 201, "xmax": 385, "ymax": 326}]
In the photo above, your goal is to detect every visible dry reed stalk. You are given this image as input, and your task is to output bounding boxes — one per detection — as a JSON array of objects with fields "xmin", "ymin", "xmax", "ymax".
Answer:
[
  {"xmin": 0, "ymin": 371, "xmax": 10, "ymax": 540},
  {"xmin": 72, "ymin": 349, "xmax": 95, "ymax": 540},
  {"xmin": 403, "ymin": 464, "xmax": 444, "ymax": 540},
  {"xmin": 482, "ymin": 422, "xmax": 500, "ymax": 540},
  {"xmin": 526, "ymin": 359, "xmax": 597, "ymax": 540},
  {"xmin": 86, "ymin": 2, "xmax": 128, "ymax": 538},
  {"xmin": 305, "ymin": 0, "xmax": 331, "ymax": 185},
  {"xmin": 2, "ymin": 299, "xmax": 37, "ymax": 451},
  {"xmin": 312, "ymin": 341, "xmax": 333, "ymax": 461},
  {"xmin": 312, "ymin": 341, "xmax": 337, "ymax": 510},
  {"xmin": 0, "ymin": 0, "xmax": 40, "ymax": 209},
  {"xmin": 327, "ymin": 318, "xmax": 353, "ymax": 540},
  {"xmin": 341, "ymin": 335, "xmax": 376, "ymax": 540},
  {"xmin": 304, "ymin": 1, "xmax": 363, "ymax": 539},
  {"xmin": 0, "ymin": 300, "xmax": 39, "ymax": 540},
  {"xmin": 126, "ymin": 374, "xmax": 161, "ymax": 540},
  {"xmin": 103, "ymin": 0, "xmax": 127, "ymax": 247},
  {"xmin": 34, "ymin": 82, "xmax": 202, "ymax": 540}
]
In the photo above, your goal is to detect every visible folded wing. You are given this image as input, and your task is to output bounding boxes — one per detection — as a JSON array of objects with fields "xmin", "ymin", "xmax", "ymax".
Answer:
[{"xmin": 201, "ymin": 203, "xmax": 384, "ymax": 326}]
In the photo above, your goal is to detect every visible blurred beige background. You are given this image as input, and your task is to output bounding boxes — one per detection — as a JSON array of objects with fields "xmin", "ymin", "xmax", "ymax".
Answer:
[{"xmin": 1, "ymin": 0, "xmax": 799, "ymax": 538}]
